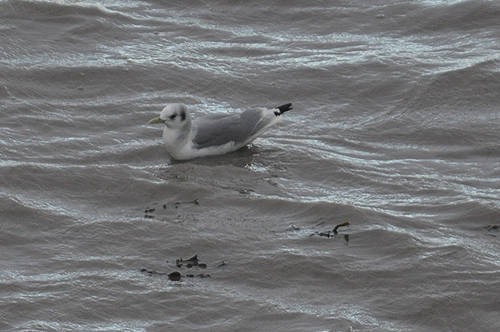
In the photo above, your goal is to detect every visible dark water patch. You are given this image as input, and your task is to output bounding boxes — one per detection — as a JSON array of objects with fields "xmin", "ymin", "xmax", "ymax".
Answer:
[
  {"xmin": 2, "ymin": 0, "xmax": 133, "ymax": 23},
  {"xmin": 414, "ymin": 0, "xmax": 500, "ymax": 33},
  {"xmin": 0, "ymin": 0, "xmax": 136, "ymax": 67},
  {"xmin": 365, "ymin": 0, "xmax": 500, "ymax": 37},
  {"xmin": 0, "ymin": 194, "xmax": 74, "ymax": 251},
  {"xmin": 355, "ymin": 60, "xmax": 500, "ymax": 156}
]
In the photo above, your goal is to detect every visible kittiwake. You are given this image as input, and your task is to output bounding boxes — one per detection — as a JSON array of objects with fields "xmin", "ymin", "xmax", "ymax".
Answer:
[{"xmin": 147, "ymin": 103, "xmax": 292, "ymax": 160}]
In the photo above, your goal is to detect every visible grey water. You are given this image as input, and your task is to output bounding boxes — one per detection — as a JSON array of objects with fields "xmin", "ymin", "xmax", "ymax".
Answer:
[{"xmin": 1, "ymin": 1, "xmax": 500, "ymax": 331}]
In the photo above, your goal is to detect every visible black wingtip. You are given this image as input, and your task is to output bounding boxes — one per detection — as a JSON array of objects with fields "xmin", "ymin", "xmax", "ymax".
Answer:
[{"xmin": 274, "ymin": 103, "xmax": 293, "ymax": 116}]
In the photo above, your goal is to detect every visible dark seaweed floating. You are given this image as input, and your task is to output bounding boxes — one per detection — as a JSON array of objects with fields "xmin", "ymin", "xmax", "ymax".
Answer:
[
  {"xmin": 140, "ymin": 268, "xmax": 167, "ymax": 277},
  {"xmin": 164, "ymin": 198, "xmax": 199, "ymax": 210},
  {"xmin": 140, "ymin": 268, "xmax": 155, "ymax": 275},
  {"xmin": 333, "ymin": 222, "xmax": 350, "ymax": 234},
  {"xmin": 176, "ymin": 254, "xmax": 200, "ymax": 268},
  {"xmin": 312, "ymin": 222, "xmax": 351, "ymax": 238},
  {"xmin": 144, "ymin": 207, "xmax": 156, "ymax": 218},
  {"xmin": 186, "ymin": 274, "xmax": 211, "ymax": 278},
  {"xmin": 140, "ymin": 269, "xmax": 199, "ymax": 281},
  {"xmin": 485, "ymin": 224, "xmax": 499, "ymax": 231},
  {"xmin": 484, "ymin": 224, "xmax": 499, "ymax": 236},
  {"xmin": 167, "ymin": 271, "xmax": 182, "ymax": 281},
  {"xmin": 141, "ymin": 254, "xmax": 212, "ymax": 281},
  {"xmin": 143, "ymin": 199, "xmax": 199, "ymax": 218}
]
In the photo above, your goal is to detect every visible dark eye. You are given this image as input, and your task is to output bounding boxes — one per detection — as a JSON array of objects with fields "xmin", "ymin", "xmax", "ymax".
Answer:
[{"xmin": 170, "ymin": 114, "xmax": 177, "ymax": 120}]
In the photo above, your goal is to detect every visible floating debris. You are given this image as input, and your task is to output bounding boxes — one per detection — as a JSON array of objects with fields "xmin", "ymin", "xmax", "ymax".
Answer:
[
  {"xmin": 144, "ymin": 207, "xmax": 156, "ymax": 218},
  {"xmin": 143, "ymin": 199, "xmax": 199, "ymax": 218},
  {"xmin": 484, "ymin": 224, "xmax": 499, "ymax": 232},
  {"xmin": 140, "ymin": 269, "xmax": 181, "ymax": 281},
  {"xmin": 176, "ymin": 254, "xmax": 199, "ymax": 268},
  {"xmin": 140, "ymin": 268, "xmax": 166, "ymax": 276},
  {"xmin": 167, "ymin": 271, "xmax": 182, "ymax": 281},
  {"xmin": 332, "ymin": 222, "xmax": 350, "ymax": 234},
  {"xmin": 484, "ymin": 224, "xmax": 499, "ymax": 236},
  {"xmin": 186, "ymin": 274, "xmax": 210, "ymax": 278},
  {"xmin": 310, "ymin": 221, "xmax": 351, "ymax": 241},
  {"xmin": 141, "ymin": 254, "xmax": 212, "ymax": 281},
  {"xmin": 165, "ymin": 198, "xmax": 200, "ymax": 210}
]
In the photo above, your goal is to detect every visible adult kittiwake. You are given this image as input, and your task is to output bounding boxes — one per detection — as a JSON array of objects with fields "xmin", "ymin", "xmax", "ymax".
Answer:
[{"xmin": 147, "ymin": 103, "xmax": 292, "ymax": 160}]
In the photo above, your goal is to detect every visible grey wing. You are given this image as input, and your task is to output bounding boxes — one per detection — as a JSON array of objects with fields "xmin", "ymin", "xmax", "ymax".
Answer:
[{"xmin": 193, "ymin": 109, "xmax": 271, "ymax": 149}]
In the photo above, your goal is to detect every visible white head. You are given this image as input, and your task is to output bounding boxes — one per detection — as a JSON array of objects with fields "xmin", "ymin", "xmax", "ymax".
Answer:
[
  {"xmin": 148, "ymin": 103, "xmax": 191, "ymax": 129},
  {"xmin": 148, "ymin": 104, "xmax": 195, "ymax": 159}
]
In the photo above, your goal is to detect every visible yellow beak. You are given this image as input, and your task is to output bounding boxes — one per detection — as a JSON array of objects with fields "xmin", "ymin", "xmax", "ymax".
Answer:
[{"xmin": 147, "ymin": 117, "xmax": 163, "ymax": 124}]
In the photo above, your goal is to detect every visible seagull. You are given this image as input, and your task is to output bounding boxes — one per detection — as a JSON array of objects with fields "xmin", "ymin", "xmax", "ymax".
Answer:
[{"xmin": 147, "ymin": 103, "xmax": 292, "ymax": 160}]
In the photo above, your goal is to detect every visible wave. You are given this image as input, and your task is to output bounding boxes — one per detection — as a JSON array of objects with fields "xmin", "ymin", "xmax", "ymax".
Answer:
[{"xmin": 2, "ymin": 0, "xmax": 131, "ymax": 22}]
